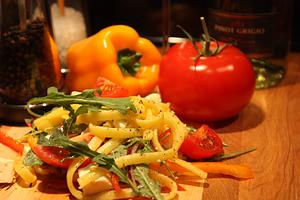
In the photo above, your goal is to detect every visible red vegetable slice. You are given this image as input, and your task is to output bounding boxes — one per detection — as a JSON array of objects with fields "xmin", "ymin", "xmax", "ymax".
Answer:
[
  {"xmin": 111, "ymin": 173, "xmax": 121, "ymax": 192},
  {"xmin": 179, "ymin": 125, "xmax": 224, "ymax": 160},
  {"xmin": 0, "ymin": 131, "xmax": 24, "ymax": 154},
  {"xmin": 28, "ymin": 135, "xmax": 91, "ymax": 169},
  {"xmin": 94, "ymin": 77, "xmax": 129, "ymax": 98},
  {"xmin": 32, "ymin": 145, "xmax": 74, "ymax": 169}
]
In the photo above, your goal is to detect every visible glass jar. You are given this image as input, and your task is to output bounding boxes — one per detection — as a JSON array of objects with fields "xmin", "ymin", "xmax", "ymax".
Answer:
[
  {"xmin": 0, "ymin": 0, "xmax": 62, "ymax": 105},
  {"xmin": 47, "ymin": 0, "xmax": 89, "ymax": 70}
]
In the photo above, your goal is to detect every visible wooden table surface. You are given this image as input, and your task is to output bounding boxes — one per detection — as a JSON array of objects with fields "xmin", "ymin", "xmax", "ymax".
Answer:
[{"xmin": 202, "ymin": 52, "xmax": 300, "ymax": 200}]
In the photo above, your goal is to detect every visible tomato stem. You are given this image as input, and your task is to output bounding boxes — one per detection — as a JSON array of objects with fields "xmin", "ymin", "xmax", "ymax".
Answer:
[
  {"xmin": 176, "ymin": 25, "xmax": 201, "ymax": 55},
  {"xmin": 176, "ymin": 17, "xmax": 228, "ymax": 59},
  {"xmin": 200, "ymin": 17, "xmax": 211, "ymax": 55}
]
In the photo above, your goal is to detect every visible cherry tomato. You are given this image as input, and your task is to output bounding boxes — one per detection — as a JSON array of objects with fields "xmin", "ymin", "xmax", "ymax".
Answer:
[
  {"xmin": 94, "ymin": 77, "xmax": 129, "ymax": 98},
  {"xmin": 159, "ymin": 41, "xmax": 255, "ymax": 122},
  {"xmin": 179, "ymin": 125, "xmax": 224, "ymax": 160},
  {"xmin": 28, "ymin": 135, "xmax": 90, "ymax": 169},
  {"xmin": 32, "ymin": 145, "xmax": 74, "ymax": 169},
  {"xmin": 32, "ymin": 145, "xmax": 92, "ymax": 168}
]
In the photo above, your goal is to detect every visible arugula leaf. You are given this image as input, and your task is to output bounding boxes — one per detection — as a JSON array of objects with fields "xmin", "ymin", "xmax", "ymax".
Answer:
[
  {"xmin": 137, "ymin": 140, "xmax": 153, "ymax": 153},
  {"xmin": 159, "ymin": 161, "xmax": 176, "ymax": 181},
  {"xmin": 125, "ymin": 137, "xmax": 154, "ymax": 154},
  {"xmin": 27, "ymin": 87, "xmax": 136, "ymax": 117},
  {"xmin": 37, "ymin": 128, "xmax": 139, "ymax": 194},
  {"xmin": 206, "ymin": 147, "xmax": 256, "ymax": 161},
  {"xmin": 108, "ymin": 144, "xmax": 128, "ymax": 159},
  {"xmin": 132, "ymin": 164, "xmax": 164, "ymax": 200},
  {"xmin": 23, "ymin": 150, "xmax": 43, "ymax": 166},
  {"xmin": 63, "ymin": 105, "xmax": 89, "ymax": 135}
]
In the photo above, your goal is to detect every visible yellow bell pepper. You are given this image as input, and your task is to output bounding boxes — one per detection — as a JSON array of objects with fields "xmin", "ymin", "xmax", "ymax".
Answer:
[{"xmin": 66, "ymin": 25, "xmax": 161, "ymax": 96}]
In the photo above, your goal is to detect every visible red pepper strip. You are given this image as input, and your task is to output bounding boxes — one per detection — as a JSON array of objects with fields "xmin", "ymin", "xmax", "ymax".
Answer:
[
  {"xmin": 158, "ymin": 128, "xmax": 172, "ymax": 145},
  {"xmin": 177, "ymin": 183, "xmax": 186, "ymax": 191},
  {"xmin": 111, "ymin": 173, "xmax": 121, "ymax": 192},
  {"xmin": 94, "ymin": 77, "xmax": 129, "ymax": 98},
  {"xmin": 0, "ymin": 131, "xmax": 24, "ymax": 154}
]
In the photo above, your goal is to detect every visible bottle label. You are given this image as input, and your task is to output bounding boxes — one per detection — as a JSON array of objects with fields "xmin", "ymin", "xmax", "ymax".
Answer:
[{"xmin": 208, "ymin": 9, "xmax": 278, "ymax": 58}]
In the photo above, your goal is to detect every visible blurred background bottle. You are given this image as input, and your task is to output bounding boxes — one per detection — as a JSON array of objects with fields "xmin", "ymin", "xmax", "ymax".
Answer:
[{"xmin": 207, "ymin": 0, "xmax": 294, "ymax": 88}]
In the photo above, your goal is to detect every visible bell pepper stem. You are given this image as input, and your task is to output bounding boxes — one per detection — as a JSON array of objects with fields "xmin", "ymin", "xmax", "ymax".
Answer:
[{"xmin": 117, "ymin": 49, "xmax": 142, "ymax": 76}]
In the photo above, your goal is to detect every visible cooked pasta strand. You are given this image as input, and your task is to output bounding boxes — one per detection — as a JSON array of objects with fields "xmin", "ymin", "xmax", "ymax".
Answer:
[
  {"xmin": 152, "ymin": 129, "xmax": 165, "ymax": 152},
  {"xmin": 135, "ymin": 111, "xmax": 164, "ymax": 129},
  {"xmin": 96, "ymin": 138, "xmax": 125, "ymax": 155},
  {"xmin": 88, "ymin": 136, "xmax": 104, "ymax": 151},
  {"xmin": 149, "ymin": 170, "xmax": 177, "ymax": 200},
  {"xmin": 14, "ymin": 157, "xmax": 37, "ymax": 185},
  {"xmin": 77, "ymin": 110, "xmax": 126, "ymax": 125},
  {"xmin": 115, "ymin": 148, "xmax": 177, "ymax": 168},
  {"xmin": 67, "ymin": 157, "xmax": 86, "ymax": 199},
  {"xmin": 164, "ymin": 112, "xmax": 188, "ymax": 151},
  {"xmin": 174, "ymin": 158, "xmax": 207, "ymax": 179},
  {"xmin": 90, "ymin": 124, "xmax": 143, "ymax": 138}
]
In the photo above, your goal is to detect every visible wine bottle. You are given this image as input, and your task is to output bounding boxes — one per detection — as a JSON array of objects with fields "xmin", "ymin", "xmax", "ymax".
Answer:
[{"xmin": 207, "ymin": 0, "xmax": 294, "ymax": 88}]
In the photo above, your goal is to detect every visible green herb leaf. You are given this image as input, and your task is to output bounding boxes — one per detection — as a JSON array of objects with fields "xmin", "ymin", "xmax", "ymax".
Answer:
[
  {"xmin": 206, "ymin": 147, "xmax": 256, "ymax": 161},
  {"xmin": 132, "ymin": 164, "xmax": 164, "ymax": 200},
  {"xmin": 27, "ymin": 87, "xmax": 136, "ymax": 117},
  {"xmin": 177, "ymin": 25, "xmax": 201, "ymax": 55},
  {"xmin": 23, "ymin": 149, "xmax": 43, "ymax": 166},
  {"xmin": 138, "ymin": 140, "xmax": 153, "ymax": 154},
  {"xmin": 124, "ymin": 137, "xmax": 154, "ymax": 154},
  {"xmin": 63, "ymin": 105, "xmax": 89, "ymax": 135},
  {"xmin": 108, "ymin": 144, "xmax": 128, "ymax": 159},
  {"xmin": 160, "ymin": 161, "xmax": 176, "ymax": 181},
  {"xmin": 47, "ymin": 86, "xmax": 59, "ymax": 94}
]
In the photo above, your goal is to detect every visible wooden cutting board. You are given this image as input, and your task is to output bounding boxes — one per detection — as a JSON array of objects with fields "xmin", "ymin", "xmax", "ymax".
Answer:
[{"xmin": 0, "ymin": 126, "xmax": 204, "ymax": 200}]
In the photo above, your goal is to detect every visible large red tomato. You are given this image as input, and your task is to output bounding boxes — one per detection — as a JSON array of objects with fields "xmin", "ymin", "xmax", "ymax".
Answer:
[{"xmin": 159, "ymin": 41, "xmax": 255, "ymax": 122}]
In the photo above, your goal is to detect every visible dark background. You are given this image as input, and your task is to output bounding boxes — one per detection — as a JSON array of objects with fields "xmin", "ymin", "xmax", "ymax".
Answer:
[{"xmin": 84, "ymin": 0, "xmax": 299, "ymax": 51}]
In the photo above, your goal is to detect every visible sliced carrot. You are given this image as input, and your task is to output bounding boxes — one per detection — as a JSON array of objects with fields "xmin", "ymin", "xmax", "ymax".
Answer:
[
  {"xmin": 70, "ymin": 132, "xmax": 93, "ymax": 143},
  {"xmin": 191, "ymin": 162, "xmax": 254, "ymax": 179},
  {"xmin": 0, "ymin": 130, "xmax": 24, "ymax": 154},
  {"xmin": 150, "ymin": 161, "xmax": 254, "ymax": 179}
]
